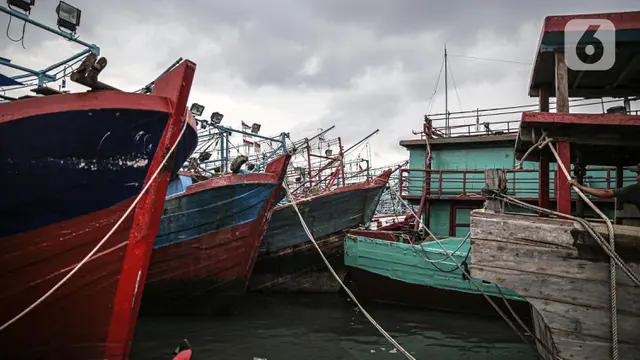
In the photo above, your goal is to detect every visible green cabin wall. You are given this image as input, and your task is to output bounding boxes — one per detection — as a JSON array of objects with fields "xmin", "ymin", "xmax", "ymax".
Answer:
[{"xmin": 405, "ymin": 142, "xmax": 632, "ymax": 237}]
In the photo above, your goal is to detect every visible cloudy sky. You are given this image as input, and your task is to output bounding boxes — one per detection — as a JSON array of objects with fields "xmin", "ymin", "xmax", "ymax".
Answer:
[{"xmin": 2, "ymin": 0, "xmax": 638, "ymax": 166}]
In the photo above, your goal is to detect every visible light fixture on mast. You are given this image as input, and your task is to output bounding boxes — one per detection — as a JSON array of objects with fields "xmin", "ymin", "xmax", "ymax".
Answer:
[
  {"xmin": 210, "ymin": 112, "xmax": 224, "ymax": 125},
  {"xmin": 56, "ymin": 1, "xmax": 81, "ymax": 33},
  {"xmin": 190, "ymin": 103, "xmax": 205, "ymax": 117},
  {"xmin": 7, "ymin": 0, "xmax": 34, "ymax": 12},
  {"xmin": 251, "ymin": 123, "xmax": 261, "ymax": 134}
]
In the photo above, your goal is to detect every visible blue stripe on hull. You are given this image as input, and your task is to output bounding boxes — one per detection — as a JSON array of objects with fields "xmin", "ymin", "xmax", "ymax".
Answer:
[
  {"xmin": 154, "ymin": 182, "xmax": 277, "ymax": 248},
  {"xmin": 262, "ymin": 185, "xmax": 385, "ymax": 253},
  {"xmin": 0, "ymin": 108, "xmax": 170, "ymax": 238}
]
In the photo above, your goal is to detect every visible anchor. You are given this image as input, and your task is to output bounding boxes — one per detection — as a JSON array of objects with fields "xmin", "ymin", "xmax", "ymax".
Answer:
[{"xmin": 70, "ymin": 53, "xmax": 121, "ymax": 91}]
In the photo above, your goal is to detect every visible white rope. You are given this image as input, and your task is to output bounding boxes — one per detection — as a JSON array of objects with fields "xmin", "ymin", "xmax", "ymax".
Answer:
[
  {"xmin": 0, "ymin": 118, "xmax": 188, "ymax": 332},
  {"xmin": 282, "ymin": 181, "xmax": 417, "ymax": 360},
  {"xmin": 489, "ymin": 192, "xmax": 640, "ymax": 286},
  {"xmin": 387, "ymin": 186, "xmax": 557, "ymax": 359},
  {"xmin": 401, "ymin": 232, "xmax": 469, "ymax": 264}
]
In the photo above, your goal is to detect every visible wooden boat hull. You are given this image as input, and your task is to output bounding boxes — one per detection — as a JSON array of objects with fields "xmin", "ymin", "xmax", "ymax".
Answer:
[
  {"xmin": 248, "ymin": 171, "xmax": 391, "ymax": 293},
  {"xmin": 470, "ymin": 210, "xmax": 640, "ymax": 360},
  {"xmin": 343, "ymin": 230, "xmax": 530, "ymax": 319},
  {"xmin": 248, "ymin": 232, "xmax": 347, "ymax": 293},
  {"xmin": 0, "ymin": 61, "xmax": 197, "ymax": 360},
  {"xmin": 142, "ymin": 155, "xmax": 290, "ymax": 315}
]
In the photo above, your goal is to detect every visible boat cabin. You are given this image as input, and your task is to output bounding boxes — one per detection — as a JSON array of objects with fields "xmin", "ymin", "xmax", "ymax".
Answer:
[{"xmin": 469, "ymin": 10, "xmax": 640, "ymax": 360}]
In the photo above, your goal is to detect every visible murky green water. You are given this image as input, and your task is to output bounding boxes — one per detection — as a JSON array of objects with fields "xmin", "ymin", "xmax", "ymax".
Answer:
[{"xmin": 131, "ymin": 294, "xmax": 538, "ymax": 360}]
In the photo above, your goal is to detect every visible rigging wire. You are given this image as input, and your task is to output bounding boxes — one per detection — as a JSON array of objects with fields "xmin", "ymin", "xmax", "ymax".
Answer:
[
  {"xmin": 426, "ymin": 55, "xmax": 445, "ymax": 115},
  {"xmin": 447, "ymin": 58, "xmax": 463, "ymax": 112},
  {"xmin": 5, "ymin": 5, "xmax": 28, "ymax": 49},
  {"xmin": 448, "ymin": 54, "xmax": 532, "ymax": 66}
]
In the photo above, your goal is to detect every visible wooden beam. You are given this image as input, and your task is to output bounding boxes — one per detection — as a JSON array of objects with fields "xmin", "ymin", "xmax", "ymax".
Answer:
[
  {"xmin": 555, "ymin": 52, "xmax": 569, "ymax": 113},
  {"xmin": 483, "ymin": 169, "xmax": 505, "ymax": 213},
  {"xmin": 539, "ymin": 87, "xmax": 550, "ymax": 112}
]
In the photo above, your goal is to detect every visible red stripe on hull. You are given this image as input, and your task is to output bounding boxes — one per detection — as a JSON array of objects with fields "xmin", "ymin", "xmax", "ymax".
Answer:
[
  {"xmin": 0, "ymin": 199, "xmax": 135, "ymax": 359},
  {"xmin": 105, "ymin": 60, "xmax": 197, "ymax": 358},
  {"xmin": 143, "ymin": 154, "xmax": 291, "ymax": 314}
]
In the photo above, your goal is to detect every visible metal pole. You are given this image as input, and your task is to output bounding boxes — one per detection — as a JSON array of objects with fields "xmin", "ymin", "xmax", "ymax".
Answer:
[
  {"xmin": 225, "ymin": 131, "xmax": 230, "ymax": 173},
  {"xmin": 212, "ymin": 124, "xmax": 283, "ymax": 144},
  {"xmin": 444, "ymin": 44, "xmax": 449, "ymax": 136},
  {"xmin": 344, "ymin": 129, "xmax": 379, "ymax": 154},
  {"xmin": 338, "ymin": 137, "xmax": 346, "ymax": 187},
  {"xmin": 220, "ymin": 132, "xmax": 225, "ymax": 173}
]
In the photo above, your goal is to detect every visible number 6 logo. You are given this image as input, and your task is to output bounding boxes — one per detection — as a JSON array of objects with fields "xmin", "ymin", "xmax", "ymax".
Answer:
[{"xmin": 564, "ymin": 19, "xmax": 616, "ymax": 71}]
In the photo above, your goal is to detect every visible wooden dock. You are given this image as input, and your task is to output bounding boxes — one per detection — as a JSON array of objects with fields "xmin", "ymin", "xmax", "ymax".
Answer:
[{"xmin": 470, "ymin": 210, "xmax": 640, "ymax": 360}]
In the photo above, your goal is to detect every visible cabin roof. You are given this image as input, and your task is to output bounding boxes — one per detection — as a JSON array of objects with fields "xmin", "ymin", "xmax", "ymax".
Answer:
[
  {"xmin": 515, "ymin": 111, "xmax": 640, "ymax": 166},
  {"xmin": 400, "ymin": 133, "xmax": 517, "ymax": 150},
  {"xmin": 529, "ymin": 11, "xmax": 640, "ymax": 98}
]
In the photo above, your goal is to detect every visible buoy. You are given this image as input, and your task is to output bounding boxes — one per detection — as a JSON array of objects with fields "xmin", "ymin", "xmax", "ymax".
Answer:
[{"xmin": 172, "ymin": 339, "xmax": 192, "ymax": 360}]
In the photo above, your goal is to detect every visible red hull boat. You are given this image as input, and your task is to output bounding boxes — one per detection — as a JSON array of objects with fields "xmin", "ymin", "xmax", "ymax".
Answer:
[
  {"xmin": 0, "ymin": 61, "xmax": 197, "ymax": 359},
  {"xmin": 141, "ymin": 154, "xmax": 291, "ymax": 315}
]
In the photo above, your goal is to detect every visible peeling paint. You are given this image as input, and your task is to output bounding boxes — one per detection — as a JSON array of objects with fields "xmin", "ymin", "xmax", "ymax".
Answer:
[
  {"xmin": 42, "ymin": 156, "xmax": 150, "ymax": 171},
  {"xmin": 97, "ymin": 132, "xmax": 111, "ymax": 150},
  {"xmin": 134, "ymin": 131, "xmax": 146, "ymax": 143}
]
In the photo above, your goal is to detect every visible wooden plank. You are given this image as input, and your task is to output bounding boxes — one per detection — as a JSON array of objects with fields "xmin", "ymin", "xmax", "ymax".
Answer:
[
  {"xmin": 533, "ymin": 301, "xmax": 639, "ymax": 344},
  {"xmin": 555, "ymin": 52, "xmax": 569, "ymax": 113},
  {"xmin": 552, "ymin": 336, "xmax": 640, "ymax": 360},
  {"xmin": 531, "ymin": 306, "xmax": 558, "ymax": 360},
  {"xmin": 471, "ymin": 264, "xmax": 640, "ymax": 315},
  {"xmin": 471, "ymin": 239, "xmax": 640, "ymax": 287},
  {"xmin": 470, "ymin": 210, "xmax": 576, "ymax": 249},
  {"xmin": 470, "ymin": 211, "xmax": 640, "ymax": 360},
  {"xmin": 539, "ymin": 87, "xmax": 550, "ymax": 112},
  {"xmin": 471, "ymin": 210, "xmax": 640, "ymax": 254}
]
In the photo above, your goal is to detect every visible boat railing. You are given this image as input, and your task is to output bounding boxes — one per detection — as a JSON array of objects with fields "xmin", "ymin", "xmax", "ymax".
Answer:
[
  {"xmin": 399, "ymin": 167, "xmax": 636, "ymax": 201},
  {"xmin": 433, "ymin": 120, "xmax": 520, "ymax": 138}
]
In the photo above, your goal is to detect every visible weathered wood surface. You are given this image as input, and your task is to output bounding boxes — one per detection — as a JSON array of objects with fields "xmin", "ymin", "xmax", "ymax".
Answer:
[
  {"xmin": 470, "ymin": 209, "xmax": 640, "ymax": 360},
  {"xmin": 483, "ymin": 169, "xmax": 505, "ymax": 213},
  {"xmin": 555, "ymin": 52, "xmax": 569, "ymax": 113}
]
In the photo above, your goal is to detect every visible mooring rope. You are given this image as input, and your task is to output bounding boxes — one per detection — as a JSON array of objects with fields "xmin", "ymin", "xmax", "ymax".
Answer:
[
  {"xmin": 282, "ymin": 181, "xmax": 417, "ymax": 360},
  {"xmin": 515, "ymin": 133, "xmax": 640, "ymax": 360},
  {"xmin": 386, "ymin": 186, "xmax": 549, "ymax": 358},
  {"xmin": 0, "ymin": 118, "xmax": 189, "ymax": 333},
  {"xmin": 543, "ymin": 138, "xmax": 619, "ymax": 360}
]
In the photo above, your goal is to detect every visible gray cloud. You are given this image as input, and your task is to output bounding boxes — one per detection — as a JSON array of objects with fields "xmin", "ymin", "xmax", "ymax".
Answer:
[{"xmin": 2, "ymin": 0, "xmax": 638, "ymax": 165}]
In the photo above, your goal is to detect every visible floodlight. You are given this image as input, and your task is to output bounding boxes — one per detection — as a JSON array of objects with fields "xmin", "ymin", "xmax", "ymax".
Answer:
[
  {"xmin": 7, "ymin": 0, "xmax": 34, "ymax": 12},
  {"xmin": 251, "ymin": 123, "xmax": 261, "ymax": 134},
  {"xmin": 190, "ymin": 103, "xmax": 205, "ymax": 117},
  {"xmin": 56, "ymin": 1, "xmax": 81, "ymax": 33},
  {"xmin": 325, "ymin": 149, "xmax": 333, "ymax": 156},
  {"xmin": 210, "ymin": 111, "xmax": 224, "ymax": 125}
]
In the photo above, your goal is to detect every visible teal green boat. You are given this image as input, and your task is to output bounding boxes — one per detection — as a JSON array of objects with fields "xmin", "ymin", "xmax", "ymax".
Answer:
[{"xmin": 343, "ymin": 229, "xmax": 530, "ymax": 317}]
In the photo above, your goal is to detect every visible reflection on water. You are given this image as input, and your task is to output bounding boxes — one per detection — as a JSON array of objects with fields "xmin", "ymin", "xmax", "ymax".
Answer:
[{"xmin": 132, "ymin": 294, "xmax": 537, "ymax": 360}]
